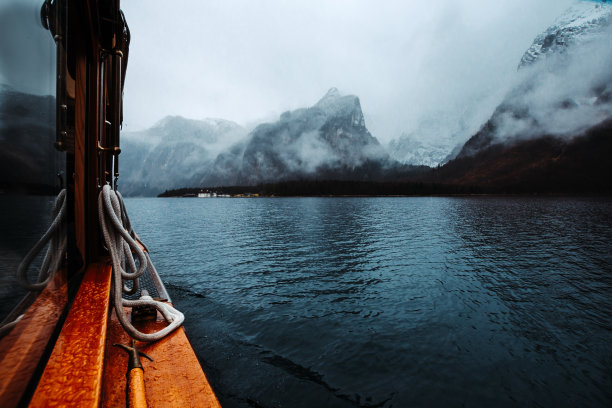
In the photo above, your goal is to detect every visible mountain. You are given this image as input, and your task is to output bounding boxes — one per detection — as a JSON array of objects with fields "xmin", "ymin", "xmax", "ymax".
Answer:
[
  {"xmin": 199, "ymin": 88, "xmax": 398, "ymax": 186},
  {"xmin": 388, "ymin": 135, "xmax": 461, "ymax": 168},
  {"xmin": 436, "ymin": 0, "xmax": 612, "ymax": 193},
  {"xmin": 120, "ymin": 88, "xmax": 422, "ymax": 196},
  {"xmin": 387, "ymin": 109, "xmax": 476, "ymax": 168},
  {"xmin": 432, "ymin": 119, "xmax": 612, "ymax": 193},
  {"xmin": 388, "ymin": 0, "xmax": 612, "ymax": 169},
  {"xmin": 120, "ymin": 116, "xmax": 245, "ymax": 196},
  {"xmin": 122, "ymin": 2, "xmax": 612, "ymax": 196},
  {"xmin": 519, "ymin": 0, "xmax": 612, "ymax": 68},
  {"xmin": 457, "ymin": 0, "xmax": 612, "ymax": 158}
]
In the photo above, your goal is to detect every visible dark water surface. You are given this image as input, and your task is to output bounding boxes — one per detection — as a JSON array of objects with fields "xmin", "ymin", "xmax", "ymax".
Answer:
[{"xmin": 125, "ymin": 197, "xmax": 612, "ymax": 408}]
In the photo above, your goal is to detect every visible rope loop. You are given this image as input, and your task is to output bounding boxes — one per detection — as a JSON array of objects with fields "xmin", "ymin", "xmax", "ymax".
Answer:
[
  {"xmin": 98, "ymin": 184, "xmax": 184, "ymax": 342},
  {"xmin": 16, "ymin": 189, "xmax": 67, "ymax": 290}
]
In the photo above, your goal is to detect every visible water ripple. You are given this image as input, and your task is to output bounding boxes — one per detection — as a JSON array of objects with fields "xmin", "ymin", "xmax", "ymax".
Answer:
[{"xmin": 126, "ymin": 197, "xmax": 612, "ymax": 408}]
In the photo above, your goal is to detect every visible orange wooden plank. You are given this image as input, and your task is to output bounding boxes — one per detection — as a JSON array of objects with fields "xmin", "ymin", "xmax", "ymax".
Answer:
[
  {"xmin": 0, "ymin": 270, "xmax": 68, "ymax": 408},
  {"xmin": 29, "ymin": 263, "xmax": 112, "ymax": 408},
  {"xmin": 102, "ymin": 307, "xmax": 221, "ymax": 408}
]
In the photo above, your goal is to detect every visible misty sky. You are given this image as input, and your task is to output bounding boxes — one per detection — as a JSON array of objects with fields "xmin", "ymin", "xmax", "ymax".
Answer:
[{"xmin": 121, "ymin": 0, "xmax": 575, "ymax": 144}]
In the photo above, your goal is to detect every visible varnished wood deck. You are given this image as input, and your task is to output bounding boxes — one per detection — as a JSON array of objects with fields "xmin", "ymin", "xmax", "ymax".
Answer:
[
  {"xmin": 24, "ymin": 262, "xmax": 221, "ymax": 407},
  {"xmin": 29, "ymin": 263, "xmax": 112, "ymax": 408},
  {"xmin": 102, "ymin": 307, "xmax": 221, "ymax": 407},
  {"xmin": 0, "ymin": 270, "xmax": 68, "ymax": 408}
]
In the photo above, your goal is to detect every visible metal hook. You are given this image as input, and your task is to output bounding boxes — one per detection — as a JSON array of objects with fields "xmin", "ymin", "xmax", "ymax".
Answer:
[{"xmin": 113, "ymin": 340, "xmax": 153, "ymax": 371}]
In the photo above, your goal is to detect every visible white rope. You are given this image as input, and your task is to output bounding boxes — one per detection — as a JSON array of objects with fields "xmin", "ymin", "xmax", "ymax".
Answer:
[
  {"xmin": 98, "ymin": 184, "xmax": 184, "ymax": 342},
  {"xmin": 0, "ymin": 314, "xmax": 23, "ymax": 338},
  {"xmin": 0, "ymin": 189, "xmax": 67, "ymax": 338},
  {"xmin": 16, "ymin": 189, "xmax": 67, "ymax": 291}
]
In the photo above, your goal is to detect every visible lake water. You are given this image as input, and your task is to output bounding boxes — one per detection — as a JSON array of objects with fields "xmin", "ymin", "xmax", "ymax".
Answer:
[{"xmin": 124, "ymin": 197, "xmax": 612, "ymax": 408}]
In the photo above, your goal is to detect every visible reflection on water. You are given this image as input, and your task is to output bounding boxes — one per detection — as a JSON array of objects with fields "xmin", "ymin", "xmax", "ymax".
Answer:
[
  {"xmin": 0, "ymin": 196, "xmax": 58, "ymax": 317},
  {"xmin": 125, "ymin": 197, "xmax": 612, "ymax": 408},
  {"xmin": 0, "ymin": 0, "xmax": 61, "ymax": 324}
]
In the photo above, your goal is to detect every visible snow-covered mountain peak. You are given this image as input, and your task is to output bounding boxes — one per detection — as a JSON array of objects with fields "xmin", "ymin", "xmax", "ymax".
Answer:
[{"xmin": 519, "ymin": 0, "xmax": 612, "ymax": 68}]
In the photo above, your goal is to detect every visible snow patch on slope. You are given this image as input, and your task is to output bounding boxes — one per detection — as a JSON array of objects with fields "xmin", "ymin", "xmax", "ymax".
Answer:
[{"xmin": 519, "ymin": 1, "xmax": 612, "ymax": 67}]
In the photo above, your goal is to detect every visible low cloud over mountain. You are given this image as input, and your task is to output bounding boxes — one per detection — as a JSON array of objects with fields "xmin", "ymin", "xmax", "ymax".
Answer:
[
  {"xmin": 432, "ymin": 1, "xmax": 612, "ymax": 193},
  {"xmin": 123, "ymin": 88, "xmax": 418, "ymax": 195},
  {"xmin": 200, "ymin": 88, "xmax": 394, "ymax": 186},
  {"xmin": 120, "ymin": 117, "xmax": 246, "ymax": 196},
  {"xmin": 458, "ymin": 1, "xmax": 612, "ymax": 158},
  {"xmin": 119, "ymin": 2, "xmax": 612, "ymax": 196}
]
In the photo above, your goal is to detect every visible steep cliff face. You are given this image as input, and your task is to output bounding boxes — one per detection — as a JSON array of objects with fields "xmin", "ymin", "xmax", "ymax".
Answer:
[
  {"xmin": 119, "ymin": 88, "xmax": 415, "ymax": 195},
  {"xmin": 519, "ymin": 1, "xmax": 612, "ymax": 68},
  {"xmin": 388, "ymin": 2, "xmax": 612, "ymax": 168},
  {"xmin": 202, "ymin": 88, "xmax": 390, "ymax": 186},
  {"xmin": 433, "ymin": 1, "xmax": 612, "ymax": 193},
  {"xmin": 456, "ymin": 0, "xmax": 612, "ymax": 160}
]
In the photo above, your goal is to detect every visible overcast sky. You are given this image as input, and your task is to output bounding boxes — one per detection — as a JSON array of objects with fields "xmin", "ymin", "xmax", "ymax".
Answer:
[{"xmin": 121, "ymin": 0, "xmax": 575, "ymax": 144}]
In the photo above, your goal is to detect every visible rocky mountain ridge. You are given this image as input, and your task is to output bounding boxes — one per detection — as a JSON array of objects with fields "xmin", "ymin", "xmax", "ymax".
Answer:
[
  {"xmin": 6, "ymin": 2, "xmax": 610, "ymax": 196},
  {"xmin": 120, "ymin": 116, "xmax": 246, "ymax": 196},
  {"xmin": 457, "ymin": 0, "xmax": 612, "ymax": 160},
  {"xmin": 224, "ymin": 87, "xmax": 390, "ymax": 185},
  {"xmin": 519, "ymin": 0, "xmax": 612, "ymax": 68},
  {"xmin": 122, "ymin": 88, "xmax": 413, "ymax": 195},
  {"xmin": 433, "ymin": 0, "xmax": 612, "ymax": 193}
]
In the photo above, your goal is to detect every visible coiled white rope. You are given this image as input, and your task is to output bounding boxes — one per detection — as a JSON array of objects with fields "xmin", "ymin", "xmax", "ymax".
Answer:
[
  {"xmin": 0, "ymin": 189, "xmax": 67, "ymax": 338},
  {"xmin": 98, "ymin": 184, "xmax": 184, "ymax": 342},
  {"xmin": 16, "ymin": 189, "xmax": 67, "ymax": 291}
]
